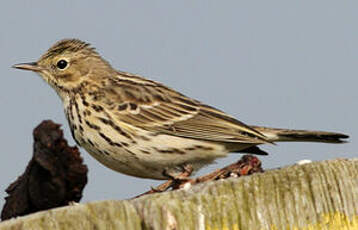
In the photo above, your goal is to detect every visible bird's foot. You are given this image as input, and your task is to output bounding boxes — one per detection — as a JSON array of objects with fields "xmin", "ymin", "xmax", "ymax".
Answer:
[
  {"xmin": 134, "ymin": 155, "xmax": 263, "ymax": 199},
  {"xmin": 134, "ymin": 165, "xmax": 194, "ymax": 198},
  {"xmin": 162, "ymin": 164, "xmax": 193, "ymax": 180}
]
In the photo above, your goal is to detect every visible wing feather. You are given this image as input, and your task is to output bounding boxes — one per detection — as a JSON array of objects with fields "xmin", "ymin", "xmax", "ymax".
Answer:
[{"xmin": 102, "ymin": 72, "xmax": 270, "ymax": 144}]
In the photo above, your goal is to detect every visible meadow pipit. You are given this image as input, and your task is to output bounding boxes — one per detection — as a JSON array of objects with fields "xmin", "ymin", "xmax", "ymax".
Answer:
[{"xmin": 13, "ymin": 39, "xmax": 348, "ymax": 180}]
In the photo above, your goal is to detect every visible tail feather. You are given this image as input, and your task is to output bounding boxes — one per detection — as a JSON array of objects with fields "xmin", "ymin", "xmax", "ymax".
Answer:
[{"xmin": 251, "ymin": 126, "xmax": 349, "ymax": 144}]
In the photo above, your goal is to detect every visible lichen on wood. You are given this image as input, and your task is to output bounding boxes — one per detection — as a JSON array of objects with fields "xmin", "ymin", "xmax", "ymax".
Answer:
[{"xmin": 0, "ymin": 158, "xmax": 357, "ymax": 230}]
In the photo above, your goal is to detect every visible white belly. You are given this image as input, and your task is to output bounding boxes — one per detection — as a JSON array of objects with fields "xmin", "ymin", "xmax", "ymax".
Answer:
[{"xmin": 79, "ymin": 128, "xmax": 228, "ymax": 179}]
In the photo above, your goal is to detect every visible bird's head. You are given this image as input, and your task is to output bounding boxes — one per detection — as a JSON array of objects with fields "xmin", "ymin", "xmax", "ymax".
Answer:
[{"xmin": 13, "ymin": 39, "xmax": 114, "ymax": 97}]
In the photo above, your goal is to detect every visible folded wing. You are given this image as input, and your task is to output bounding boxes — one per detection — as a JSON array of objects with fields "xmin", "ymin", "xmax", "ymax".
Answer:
[{"xmin": 108, "ymin": 73, "xmax": 270, "ymax": 144}]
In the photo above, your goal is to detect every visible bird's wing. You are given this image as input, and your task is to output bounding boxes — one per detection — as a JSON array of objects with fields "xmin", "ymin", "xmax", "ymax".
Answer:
[{"xmin": 106, "ymin": 72, "xmax": 270, "ymax": 144}]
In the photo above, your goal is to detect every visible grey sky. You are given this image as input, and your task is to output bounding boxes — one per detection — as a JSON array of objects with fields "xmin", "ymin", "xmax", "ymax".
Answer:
[{"xmin": 0, "ymin": 1, "xmax": 356, "ymax": 207}]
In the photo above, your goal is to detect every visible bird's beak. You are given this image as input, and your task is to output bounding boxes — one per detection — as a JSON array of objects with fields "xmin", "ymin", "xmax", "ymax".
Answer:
[{"xmin": 12, "ymin": 62, "xmax": 42, "ymax": 72}]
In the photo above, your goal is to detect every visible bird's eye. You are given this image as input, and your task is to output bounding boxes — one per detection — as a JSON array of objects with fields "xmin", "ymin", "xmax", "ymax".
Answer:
[{"xmin": 56, "ymin": 59, "xmax": 68, "ymax": 69}]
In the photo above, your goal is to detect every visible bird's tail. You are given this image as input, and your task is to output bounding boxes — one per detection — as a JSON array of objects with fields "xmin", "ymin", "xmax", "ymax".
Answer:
[{"xmin": 251, "ymin": 126, "xmax": 349, "ymax": 143}]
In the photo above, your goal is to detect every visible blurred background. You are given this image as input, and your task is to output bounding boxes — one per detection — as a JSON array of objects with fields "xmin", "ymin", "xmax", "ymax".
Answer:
[{"xmin": 0, "ymin": 1, "xmax": 356, "ymax": 208}]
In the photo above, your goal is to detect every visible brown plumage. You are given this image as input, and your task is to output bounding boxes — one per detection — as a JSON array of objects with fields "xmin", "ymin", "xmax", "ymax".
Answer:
[{"xmin": 13, "ymin": 39, "xmax": 349, "ymax": 180}]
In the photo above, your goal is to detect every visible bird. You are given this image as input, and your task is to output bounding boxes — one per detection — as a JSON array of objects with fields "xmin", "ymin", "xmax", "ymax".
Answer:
[{"xmin": 13, "ymin": 38, "xmax": 348, "ymax": 181}]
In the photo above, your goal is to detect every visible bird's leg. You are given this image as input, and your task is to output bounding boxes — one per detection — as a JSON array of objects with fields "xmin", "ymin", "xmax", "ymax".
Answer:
[
  {"xmin": 170, "ymin": 164, "xmax": 193, "ymax": 180},
  {"xmin": 163, "ymin": 164, "xmax": 193, "ymax": 180},
  {"xmin": 134, "ymin": 165, "xmax": 194, "ymax": 198},
  {"xmin": 152, "ymin": 165, "xmax": 194, "ymax": 192},
  {"xmin": 161, "ymin": 164, "xmax": 194, "ymax": 190}
]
